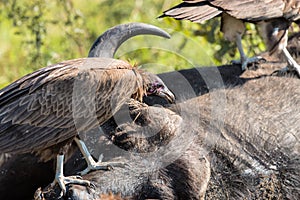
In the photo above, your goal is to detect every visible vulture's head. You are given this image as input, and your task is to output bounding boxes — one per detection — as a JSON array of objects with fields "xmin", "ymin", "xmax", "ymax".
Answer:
[{"xmin": 138, "ymin": 71, "xmax": 175, "ymax": 103}]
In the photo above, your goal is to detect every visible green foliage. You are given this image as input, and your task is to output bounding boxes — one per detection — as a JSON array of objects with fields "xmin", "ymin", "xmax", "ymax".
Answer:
[
  {"xmin": 0, "ymin": 0, "xmax": 266, "ymax": 88},
  {"xmin": 0, "ymin": 0, "xmax": 89, "ymax": 88}
]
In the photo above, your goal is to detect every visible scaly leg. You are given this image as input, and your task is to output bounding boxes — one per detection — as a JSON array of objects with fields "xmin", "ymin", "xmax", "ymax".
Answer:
[
  {"xmin": 50, "ymin": 154, "xmax": 92, "ymax": 197},
  {"xmin": 277, "ymin": 47, "xmax": 300, "ymax": 76},
  {"xmin": 75, "ymin": 137, "xmax": 126, "ymax": 175},
  {"xmin": 231, "ymin": 34, "xmax": 266, "ymax": 70}
]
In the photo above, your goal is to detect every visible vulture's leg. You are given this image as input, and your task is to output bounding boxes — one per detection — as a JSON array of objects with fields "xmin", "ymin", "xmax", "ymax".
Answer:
[
  {"xmin": 260, "ymin": 19, "xmax": 300, "ymax": 76},
  {"xmin": 221, "ymin": 13, "xmax": 265, "ymax": 70},
  {"xmin": 74, "ymin": 137, "xmax": 126, "ymax": 175},
  {"xmin": 50, "ymin": 154, "xmax": 92, "ymax": 197},
  {"xmin": 232, "ymin": 34, "xmax": 265, "ymax": 70},
  {"xmin": 280, "ymin": 47, "xmax": 300, "ymax": 76}
]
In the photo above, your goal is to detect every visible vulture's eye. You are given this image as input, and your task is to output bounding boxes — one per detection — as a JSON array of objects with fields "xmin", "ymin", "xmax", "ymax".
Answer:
[
  {"xmin": 154, "ymin": 83, "xmax": 164, "ymax": 89},
  {"xmin": 147, "ymin": 81, "xmax": 164, "ymax": 94}
]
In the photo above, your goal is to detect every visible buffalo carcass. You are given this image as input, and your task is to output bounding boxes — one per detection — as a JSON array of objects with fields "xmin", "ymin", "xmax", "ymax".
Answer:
[{"xmin": 37, "ymin": 75, "xmax": 300, "ymax": 199}]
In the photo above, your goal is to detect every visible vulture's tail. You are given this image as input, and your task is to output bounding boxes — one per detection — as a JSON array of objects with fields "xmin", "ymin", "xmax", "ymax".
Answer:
[{"xmin": 159, "ymin": 2, "xmax": 222, "ymax": 23}]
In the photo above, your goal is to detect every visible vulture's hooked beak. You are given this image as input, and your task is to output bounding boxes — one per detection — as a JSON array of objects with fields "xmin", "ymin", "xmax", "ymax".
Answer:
[
  {"xmin": 145, "ymin": 74, "xmax": 176, "ymax": 104},
  {"xmin": 157, "ymin": 87, "xmax": 175, "ymax": 103}
]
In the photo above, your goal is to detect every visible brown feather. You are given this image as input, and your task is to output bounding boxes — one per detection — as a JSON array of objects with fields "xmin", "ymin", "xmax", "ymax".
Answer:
[
  {"xmin": 0, "ymin": 58, "xmax": 148, "ymax": 155},
  {"xmin": 163, "ymin": 0, "xmax": 299, "ymax": 22}
]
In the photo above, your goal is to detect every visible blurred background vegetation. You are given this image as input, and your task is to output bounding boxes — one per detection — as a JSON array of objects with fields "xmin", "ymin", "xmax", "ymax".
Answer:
[{"xmin": 0, "ymin": 0, "xmax": 267, "ymax": 88}]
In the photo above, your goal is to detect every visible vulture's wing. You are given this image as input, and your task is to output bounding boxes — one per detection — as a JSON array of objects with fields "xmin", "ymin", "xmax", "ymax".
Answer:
[
  {"xmin": 209, "ymin": 0, "xmax": 285, "ymax": 21},
  {"xmin": 161, "ymin": 1, "xmax": 222, "ymax": 23},
  {"xmin": 0, "ymin": 58, "xmax": 139, "ymax": 153},
  {"xmin": 162, "ymin": 0, "xmax": 291, "ymax": 22}
]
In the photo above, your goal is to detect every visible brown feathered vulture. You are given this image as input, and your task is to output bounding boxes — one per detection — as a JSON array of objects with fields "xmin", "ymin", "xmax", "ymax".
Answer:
[
  {"xmin": 0, "ymin": 23, "xmax": 174, "ymax": 196},
  {"xmin": 161, "ymin": 0, "xmax": 300, "ymax": 75}
]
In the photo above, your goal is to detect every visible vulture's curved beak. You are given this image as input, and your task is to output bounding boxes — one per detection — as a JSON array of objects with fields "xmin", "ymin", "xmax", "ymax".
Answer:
[{"xmin": 157, "ymin": 87, "xmax": 175, "ymax": 103}]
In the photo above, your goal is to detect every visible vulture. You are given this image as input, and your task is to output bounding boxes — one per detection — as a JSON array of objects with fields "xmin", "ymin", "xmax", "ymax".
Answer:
[
  {"xmin": 0, "ymin": 23, "xmax": 174, "ymax": 196},
  {"xmin": 161, "ymin": 0, "xmax": 300, "ymax": 75}
]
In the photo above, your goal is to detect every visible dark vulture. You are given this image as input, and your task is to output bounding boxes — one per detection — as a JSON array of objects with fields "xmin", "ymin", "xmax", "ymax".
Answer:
[
  {"xmin": 0, "ymin": 24, "xmax": 174, "ymax": 196},
  {"xmin": 161, "ymin": 0, "xmax": 300, "ymax": 75}
]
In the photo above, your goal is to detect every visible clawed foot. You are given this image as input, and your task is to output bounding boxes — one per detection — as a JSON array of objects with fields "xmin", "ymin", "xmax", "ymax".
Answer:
[
  {"xmin": 80, "ymin": 155, "xmax": 127, "ymax": 175},
  {"xmin": 288, "ymin": 63, "xmax": 300, "ymax": 77},
  {"xmin": 231, "ymin": 56, "xmax": 266, "ymax": 70},
  {"xmin": 50, "ymin": 175, "xmax": 94, "ymax": 197},
  {"xmin": 75, "ymin": 138, "xmax": 127, "ymax": 175},
  {"xmin": 272, "ymin": 66, "xmax": 300, "ymax": 77}
]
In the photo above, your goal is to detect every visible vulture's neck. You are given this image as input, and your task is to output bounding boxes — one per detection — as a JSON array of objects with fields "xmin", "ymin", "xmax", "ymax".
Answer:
[{"xmin": 132, "ymin": 69, "xmax": 147, "ymax": 102}]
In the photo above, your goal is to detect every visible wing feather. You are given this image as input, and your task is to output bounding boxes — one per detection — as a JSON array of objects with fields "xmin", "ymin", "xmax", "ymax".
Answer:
[
  {"xmin": 0, "ymin": 57, "xmax": 139, "ymax": 154},
  {"xmin": 164, "ymin": 0, "xmax": 298, "ymax": 22},
  {"xmin": 211, "ymin": 0, "xmax": 285, "ymax": 21},
  {"xmin": 162, "ymin": 2, "xmax": 222, "ymax": 22}
]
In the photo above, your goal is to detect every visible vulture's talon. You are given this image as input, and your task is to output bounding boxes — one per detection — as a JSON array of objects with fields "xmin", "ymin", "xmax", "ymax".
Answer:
[
  {"xmin": 259, "ymin": 57, "xmax": 267, "ymax": 64},
  {"xmin": 79, "ymin": 161, "xmax": 127, "ymax": 175},
  {"xmin": 231, "ymin": 56, "xmax": 265, "ymax": 70},
  {"xmin": 272, "ymin": 66, "xmax": 300, "ymax": 78},
  {"xmin": 51, "ymin": 175, "xmax": 91, "ymax": 197},
  {"xmin": 287, "ymin": 65, "xmax": 300, "ymax": 78},
  {"xmin": 74, "ymin": 175, "xmax": 83, "ymax": 180},
  {"xmin": 271, "ymin": 67, "xmax": 289, "ymax": 76},
  {"xmin": 87, "ymin": 182, "xmax": 96, "ymax": 190},
  {"xmin": 107, "ymin": 165, "xmax": 114, "ymax": 170}
]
